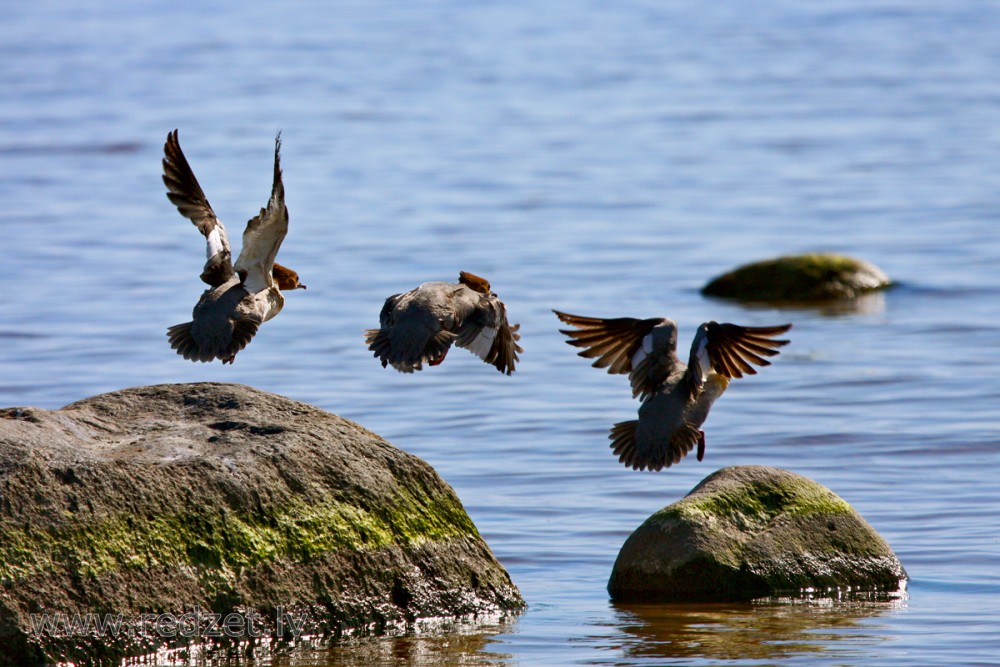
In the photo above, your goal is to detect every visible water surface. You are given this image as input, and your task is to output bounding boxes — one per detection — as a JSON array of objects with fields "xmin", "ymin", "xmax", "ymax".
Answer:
[{"xmin": 2, "ymin": 1, "xmax": 1000, "ymax": 665}]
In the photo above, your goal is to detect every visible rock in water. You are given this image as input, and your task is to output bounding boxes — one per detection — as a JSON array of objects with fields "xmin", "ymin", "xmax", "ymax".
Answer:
[
  {"xmin": 0, "ymin": 383, "xmax": 523, "ymax": 665},
  {"xmin": 702, "ymin": 253, "xmax": 892, "ymax": 302},
  {"xmin": 608, "ymin": 466, "xmax": 907, "ymax": 602}
]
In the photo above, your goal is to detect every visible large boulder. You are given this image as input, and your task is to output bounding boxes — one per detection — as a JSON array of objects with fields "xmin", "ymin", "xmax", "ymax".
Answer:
[
  {"xmin": 0, "ymin": 383, "xmax": 523, "ymax": 665},
  {"xmin": 702, "ymin": 253, "xmax": 892, "ymax": 302},
  {"xmin": 608, "ymin": 466, "xmax": 906, "ymax": 602}
]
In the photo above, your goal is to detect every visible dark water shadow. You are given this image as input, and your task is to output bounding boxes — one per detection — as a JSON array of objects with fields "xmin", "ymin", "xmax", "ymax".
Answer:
[
  {"xmin": 601, "ymin": 597, "xmax": 906, "ymax": 663},
  {"xmin": 702, "ymin": 290, "xmax": 889, "ymax": 317}
]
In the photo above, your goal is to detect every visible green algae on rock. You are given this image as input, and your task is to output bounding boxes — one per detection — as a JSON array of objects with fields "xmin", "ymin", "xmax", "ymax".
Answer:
[
  {"xmin": 0, "ymin": 383, "xmax": 523, "ymax": 666},
  {"xmin": 608, "ymin": 466, "xmax": 907, "ymax": 602},
  {"xmin": 702, "ymin": 253, "xmax": 892, "ymax": 302}
]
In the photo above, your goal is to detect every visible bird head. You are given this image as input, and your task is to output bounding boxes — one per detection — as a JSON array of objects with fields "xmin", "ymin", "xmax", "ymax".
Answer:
[
  {"xmin": 458, "ymin": 271, "xmax": 491, "ymax": 294},
  {"xmin": 272, "ymin": 263, "xmax": 307, "ymax": 290}
]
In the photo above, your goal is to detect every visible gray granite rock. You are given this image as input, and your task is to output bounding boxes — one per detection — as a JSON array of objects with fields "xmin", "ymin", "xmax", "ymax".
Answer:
[
  {"xmin": 608, "ymin": 465, "xmax": 907, "ymax": 602},
  {"xmin": 0, "ymin": 383, "xmax": 523, "ymax": 665}
]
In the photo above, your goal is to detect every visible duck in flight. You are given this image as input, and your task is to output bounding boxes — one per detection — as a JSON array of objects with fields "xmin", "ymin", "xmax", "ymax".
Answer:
[
  {"xmin": 554, "ymin": 311, "xmax": 790, "ymax": 470},
  {"xmin": 365, "ymin": 272, "xmax": 522, "ymax": 374},
  {"xmin": 162, "ymin": 129, "xmax": 306, "ymax": 364}
]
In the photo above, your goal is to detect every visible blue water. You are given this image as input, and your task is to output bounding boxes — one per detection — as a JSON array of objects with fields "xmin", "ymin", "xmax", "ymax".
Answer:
[{"xmin": 3, "ymin": 1, "xmax": 1000, "ymax": 665}]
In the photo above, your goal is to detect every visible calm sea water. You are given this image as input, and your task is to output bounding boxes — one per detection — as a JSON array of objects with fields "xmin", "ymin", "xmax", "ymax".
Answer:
[{"xmin": 3, "ymin": 1, "xmax": 1000, "ymax": 665}]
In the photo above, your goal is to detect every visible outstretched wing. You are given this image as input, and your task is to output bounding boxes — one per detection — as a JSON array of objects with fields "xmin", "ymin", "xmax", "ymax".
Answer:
[
  {"xmin": 456, "ymin": 291, "xmax": 522, "ymax": 375},
  {"xmin": 162, "ymin": 129, "xmax": 234, "ymax": 286},
  {"xmin": 687, "ymin": 322, "xmax": 792, "ymax": 389},
  {"xmin": 554, "ymin": 310, "xmax": 680, "ymax": 400},
  {"xmin": 234, "ymin": 132, "xmax": 288, "ymax": 295}
]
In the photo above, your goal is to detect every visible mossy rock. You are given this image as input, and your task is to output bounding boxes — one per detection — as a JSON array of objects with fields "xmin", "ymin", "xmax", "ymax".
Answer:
[
  {"xmin": 702, "ymin": 254, "xmax": 892, "ymax": 302},
  {"xmin": 0, "ymin": 383, "xmax": 523, "ymax": 665},
  {"xmin": 608, "ymin": 466, "xmax": 907, "ymax": 602}
]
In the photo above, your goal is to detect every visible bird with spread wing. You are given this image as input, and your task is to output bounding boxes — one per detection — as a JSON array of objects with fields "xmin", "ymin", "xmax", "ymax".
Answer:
[
  {"xmin": 162, "ymin": 129, "xmax": 306, "ymax": 364},
  {"xmin": 555, "ymin": 310, "xmax": 790, "ymax": 470}
]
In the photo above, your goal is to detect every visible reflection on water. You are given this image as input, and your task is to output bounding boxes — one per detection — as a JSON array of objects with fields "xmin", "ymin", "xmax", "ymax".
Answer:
[
  {"xmin": 291, "ymin": 631, "xmax": 511, "ymax": 667},
  {"xmin": 313, "ymin": 617, "xmax": 515, "ymax": 667},
  {"xmin": 704, "ymin": 290, "xmax": 888, "ymax": 317},
  {"xmin": 140, "ymin": 597, "xmax": 911, "ymax": 666},
  {"xmin": 140, "ymin": 619, "xmax": 516, "ymax": 667},
  {"xmin": 604, "ymin": 598, "xmax": 906, "ymax": 663}
]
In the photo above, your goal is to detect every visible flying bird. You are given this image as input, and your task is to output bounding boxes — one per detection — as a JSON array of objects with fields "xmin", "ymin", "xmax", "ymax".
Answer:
[
  {"xmin": 554, "ymin": 310, "xmax": 790, "ymax": 470},
  {"xmin": 162, "ymin": 129, "xmax": 306, "ymax": 364},
  {"xmin": 365, "ymin": 272, "xmax": 522, "ymax": 374}
]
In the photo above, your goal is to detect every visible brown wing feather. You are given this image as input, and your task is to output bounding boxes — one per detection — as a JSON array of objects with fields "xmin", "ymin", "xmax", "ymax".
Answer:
[
  {"xmin": 456, "ymin": 291, "xmax": 522, "ymax": 374},
  {"xmin": 162, "ymin": 130, "xmax": 235, "ymax": 287},
  {"xmin": 705, "ymin": 322, "xmax": 791, "ymax": 380},
  {"xmin": 162, "ymin": 129, "xmax": 221, "ymax": 236},
  {"xmin": 487, "ymin": 320, "xmax": 522, "ymax": 375},
  {"xmin": 554, "ymin": 310, "xmax": 659, "ymax": 376}
]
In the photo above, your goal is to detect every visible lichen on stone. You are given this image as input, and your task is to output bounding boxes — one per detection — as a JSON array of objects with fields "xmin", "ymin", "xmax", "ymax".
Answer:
[
  {"xmin": 0, "ymin": 478, "xmax": 478, "ymax": 583},
  {"xmin": 0, "ymin": 383, "xmax": 523, "ymax": 665},
  {"xmin": 609, "ymin": 466, "xmax": 907, "ymax": 602},
  {"xmin": 702, "ymin": 253, "xmax": 892, "ymax": 302}
]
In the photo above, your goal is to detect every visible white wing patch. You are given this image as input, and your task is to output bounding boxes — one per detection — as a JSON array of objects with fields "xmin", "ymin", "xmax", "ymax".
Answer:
[
  {"xmin": 206, "ymin": 226, "xmax": 227, "ymax": 259},
  {"xmin": 631, "ymin": 333, "xmax": 654, "ymax": 370},
  {"xmin": 466, "ymin": 325, "xmax": 497, "ymax": 360},
  {"xmin": 693, "ymin": 334, "xmax": 711, "ymax": 382},
  {"xmin": 241, "ymin": 267, "xmax": 273, "ymax": 295}
]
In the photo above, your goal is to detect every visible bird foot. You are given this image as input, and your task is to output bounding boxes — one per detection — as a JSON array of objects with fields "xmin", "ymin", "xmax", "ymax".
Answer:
[
  {"xmin": 428, "ymin": 349, "xmax": 449, "ymax": 366},
  {"xmin": 697, "ymin": 430, "xmax": 706, "ymax": 461}
]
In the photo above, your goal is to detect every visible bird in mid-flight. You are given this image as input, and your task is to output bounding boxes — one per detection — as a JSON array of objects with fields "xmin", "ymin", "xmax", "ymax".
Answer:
[
  {"xmin": 162, "ymin": 129, "xmax": 305, "ymax": 364},
  {"xmin": 365, "ymin": 272, "xmax": 522, "ymax": 374},
  {"xmin": 555, "ymin": 310, "xmax": 790, "ymax": 470}
]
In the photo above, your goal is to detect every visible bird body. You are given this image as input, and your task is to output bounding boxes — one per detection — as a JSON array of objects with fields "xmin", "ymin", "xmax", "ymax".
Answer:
[
  {"xmin": 366, "ymin": 272, "xmax": 522, "ymax": 374},
  {"xmin": 162, "ymin": 129, "xmax": 305, "ymax": 364},
  {"xmin": 555, "ymin": 311, "xmax": 790, "ymax": 470}
]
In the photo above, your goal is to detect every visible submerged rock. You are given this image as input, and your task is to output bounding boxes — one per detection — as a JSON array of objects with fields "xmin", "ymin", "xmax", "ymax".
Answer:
[
  {"xmin": 0, "ymin": 383, "xmax": 523, "ymax": 666},
  {"xmin": 608, "ymin": 466, "xmax": 907, "ymax": 602},
  {"xmin": 702, "ymin": 253, "xmax": 892, "ymax": 302}
]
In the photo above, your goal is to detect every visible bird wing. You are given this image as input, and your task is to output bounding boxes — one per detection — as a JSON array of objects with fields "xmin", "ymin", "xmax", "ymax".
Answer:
[
  {"xmin": 162, "ymin": 129, "xmax": 234, "ymax": 286},
  {"xmin": 687, "ymin": 322, "xmax": 792, "ymax": 391},
  {"xmin": 554, "ymin": 311, "xmax": 679, "ymax": 400},
  {"xmin": 455, "ymin": 290, "xmax": 522, "ymax": 375},
  {"xmin": 234, "ymin": 132, "xmax": 288, "ymax": 295}
]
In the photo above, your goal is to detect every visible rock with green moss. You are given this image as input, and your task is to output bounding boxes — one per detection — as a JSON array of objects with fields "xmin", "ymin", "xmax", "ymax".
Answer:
[
  {"xmin": 702, "ymin": 253, "xmax": 892, "ymax": 302},
  {"xmin": 608, "ymin": 466, "xmax": 907, "ymax": 602},
  {"xmin": 0, "ymin": 383, "xmax": 523, "ymax": 665}
]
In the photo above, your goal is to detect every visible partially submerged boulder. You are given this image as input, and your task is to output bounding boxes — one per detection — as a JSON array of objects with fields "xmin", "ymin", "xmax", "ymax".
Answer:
[
  {"xmin": 702, "ymin": 253, "xmax": 892, "ymax": 302},
  {"xmin": 0, "ymin": 383, "xmax": 523, "ymax": 665},
  {"xmin": 608, "ymin": 466, "xmax": 906, "ymax": 602}
]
